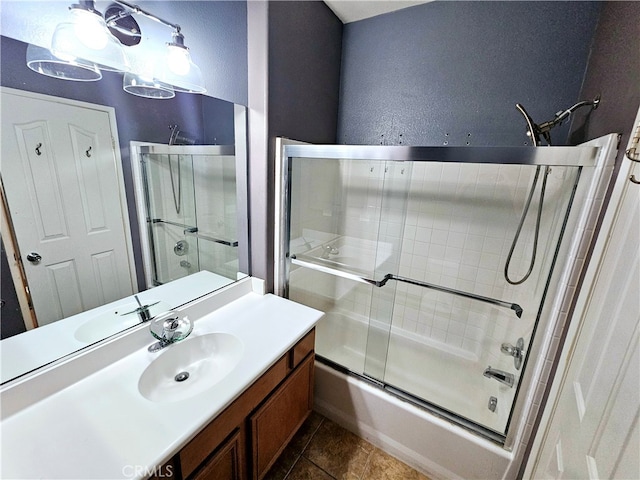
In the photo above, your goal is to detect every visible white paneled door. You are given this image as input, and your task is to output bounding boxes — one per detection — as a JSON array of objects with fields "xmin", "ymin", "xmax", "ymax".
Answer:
[
  {"xmin": 529, "ymin": 113, "xmax": 640, "ymax": 479},
  {"xmin": 1, "ymin": 90, "xmax": 135, "ymax": 326}
]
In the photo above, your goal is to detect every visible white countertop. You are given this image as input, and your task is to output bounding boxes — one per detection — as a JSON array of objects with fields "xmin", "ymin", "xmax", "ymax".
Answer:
[{"xmin": 0, "ymin": 283, "xmax": 322, "ymax": 479}]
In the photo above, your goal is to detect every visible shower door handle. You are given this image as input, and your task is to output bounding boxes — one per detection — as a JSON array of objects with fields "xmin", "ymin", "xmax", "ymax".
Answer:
[{"xmin": 26, "ymin": 252, "xmax": 42, "ymax": 264}]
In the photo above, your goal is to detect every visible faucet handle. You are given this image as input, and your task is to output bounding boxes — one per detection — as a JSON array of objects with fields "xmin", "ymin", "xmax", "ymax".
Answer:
[{"xmin": 500, "ymin": 337, "xmax": 525, "ymax": 370}]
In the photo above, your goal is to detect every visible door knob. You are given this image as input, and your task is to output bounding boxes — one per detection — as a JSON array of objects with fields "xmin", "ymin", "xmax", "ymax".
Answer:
[{"xmin": 26, "ymin": 252, "xmax": 42, "ymax": 264}]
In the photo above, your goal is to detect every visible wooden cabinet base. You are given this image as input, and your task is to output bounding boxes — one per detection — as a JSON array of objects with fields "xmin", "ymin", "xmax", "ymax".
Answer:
[{"xmin": 251, "ymin": 354, "xmax": 314, "ymax": 479}]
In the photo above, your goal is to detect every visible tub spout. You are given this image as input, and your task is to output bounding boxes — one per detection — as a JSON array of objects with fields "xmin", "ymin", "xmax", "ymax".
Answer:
[{"xmin": 483, "ymin": 366, "xmax": 515, "ymax": 388}]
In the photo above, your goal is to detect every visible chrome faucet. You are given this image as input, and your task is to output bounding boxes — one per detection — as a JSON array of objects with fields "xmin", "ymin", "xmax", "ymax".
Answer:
[
  {"xmin": 121, "ymin": 295, "xmax": 160, "ymax": 323},
  {"xmin": 148, "ymin": 313, "xmax": 193, "ymax": 352},
  {"xmin": 483, "ymin": 366, "xmax": 515, "ymax": 388}
]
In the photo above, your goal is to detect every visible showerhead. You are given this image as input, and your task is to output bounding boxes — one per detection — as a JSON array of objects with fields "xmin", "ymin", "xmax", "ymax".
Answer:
[
  {"xmin": 168, "ymin": 124, "xmax": 196, "ymax": 145},
  {"xmin": 516, "ymin": 95, "xmax": 601, "ymax": 146}
]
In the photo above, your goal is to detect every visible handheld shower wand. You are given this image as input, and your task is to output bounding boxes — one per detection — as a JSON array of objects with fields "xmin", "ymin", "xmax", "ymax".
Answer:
[{"xmin": 506, "ymin": 96, "xmax": 601, "ymax": 285}]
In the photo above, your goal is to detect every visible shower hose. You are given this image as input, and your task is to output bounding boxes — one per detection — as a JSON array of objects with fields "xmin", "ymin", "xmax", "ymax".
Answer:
[{"xmin": 505, "ymin": 104, "xmax": 551, "ymax": 285}]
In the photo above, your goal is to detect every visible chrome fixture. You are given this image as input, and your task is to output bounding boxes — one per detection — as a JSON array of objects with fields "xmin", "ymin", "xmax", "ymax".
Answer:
[
  {"xmin": 483, "ymin": 366, "xmax": 515, "ymax": 388},
  {"xmin": 506, "ymin": 97, "xmax": 600, "ymax": 285},
  {"xmin": 148, "ymin": 312, "xmax": 193, "ymax": 352},
  {"xmin": 28, "ymin": 0, "xmax": 205, "ymax": 97},
  {"xmin": 501, "ymin": 337, "xmax": 525, "ymax": 370},
  {"xmin": 174, "ymin": 240, "xmax": 189, "ymax": 256},
  {"xmin": 626, "ymin": 120, "xmax": 640, "ymax": 184},
  {"xmin": 121, "ymin": 294, "xmax": 160, "ymax": 322},
  {"xmin": 291, "ymin": 255, "xmax": 523, "ymax": 318},
  {"xmin": 488, "ymin": 396, "xmax": 498, "ymax": 413},
  {"xmin": 25, "ymin": 252, "xmax": 42, "ymax": 265},
  {"xmin": 169, "ymin": 125, "xmax": 197, "ymax": 146},
  {"xmin": 517, "ymin": 96, "xmax": 600, "ymax": 147}
]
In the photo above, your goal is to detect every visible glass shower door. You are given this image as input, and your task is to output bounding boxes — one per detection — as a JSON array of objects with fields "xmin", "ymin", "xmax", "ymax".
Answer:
[
  {"xmin": 376, "ymin": 162, "xmax": 581, "ymax": 435},
  {"xmin": 142, "ymin": 152, "xmax": 198, "ymax": 284}
]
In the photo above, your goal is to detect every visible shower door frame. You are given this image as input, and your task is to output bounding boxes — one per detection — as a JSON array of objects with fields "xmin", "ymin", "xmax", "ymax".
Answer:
[{"xmin": 276, "ymin": 138, "xmax": 616, "ymax": 448}]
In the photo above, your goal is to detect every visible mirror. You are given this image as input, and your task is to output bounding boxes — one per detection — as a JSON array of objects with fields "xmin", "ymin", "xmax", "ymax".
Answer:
[{"xmin": 0, "ymin": 30, "xmax": 249, "ymax": 383}]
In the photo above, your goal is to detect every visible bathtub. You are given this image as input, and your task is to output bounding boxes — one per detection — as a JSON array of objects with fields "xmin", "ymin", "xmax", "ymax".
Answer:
[{"xmin": 313, "ymin": 312, "xmax": 515, "ymax": 479}]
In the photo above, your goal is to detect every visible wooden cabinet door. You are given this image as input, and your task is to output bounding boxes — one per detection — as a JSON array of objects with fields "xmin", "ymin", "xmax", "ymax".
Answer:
[
  {"xmin": 250, "ymin": 354, "xmax": 314, "ymax": 480},
  {"xmin": 191, "ymin": 429, "xmax": 245, "ymax": 480}
]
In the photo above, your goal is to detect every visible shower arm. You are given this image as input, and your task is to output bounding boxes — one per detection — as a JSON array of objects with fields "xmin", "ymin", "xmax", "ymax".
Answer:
[
  {"xmin": 290, "ymin": 255, "xmax": 523, "ymax": 318},
  {"xmin": 516, "ymin": 96, "xmax": 600, "ymax": 146}
]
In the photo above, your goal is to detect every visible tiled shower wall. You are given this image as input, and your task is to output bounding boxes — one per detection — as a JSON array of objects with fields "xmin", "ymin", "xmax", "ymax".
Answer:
[{"xmin": 401, "ymin": 162, "xmax": 571, "ymax": 365}]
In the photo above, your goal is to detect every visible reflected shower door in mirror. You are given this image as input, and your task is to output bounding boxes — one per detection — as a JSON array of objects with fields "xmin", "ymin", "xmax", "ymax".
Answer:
[{"xmin": 132, "ymin": 144, "xmax": 244, "ymax": 287}]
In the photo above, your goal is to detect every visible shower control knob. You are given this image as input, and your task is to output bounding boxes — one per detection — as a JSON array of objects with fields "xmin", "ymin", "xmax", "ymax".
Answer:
[
  {"xmin": 26, "ymin": 252, "xmax": 42, "ymax": 264},
  {"xmin": 501, "ymin": 337, "xmax": 525, "ymax": 370}
]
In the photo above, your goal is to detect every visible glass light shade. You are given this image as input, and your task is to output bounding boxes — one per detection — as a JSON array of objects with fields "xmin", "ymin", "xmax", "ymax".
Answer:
[
  {"xmin": 156, "ymin": 44, "xmax": 206, "ymax": 94},
  {"xmin": 123, "ymin": 73, "xmax": 175, "ymax": 99},
  {"xmin": 50, "ymin": 8, "xmax": 130, "ymax": 73},
  {"xmin": 26, "ymin": 43, "xmax": 102, "ymax": 81}
]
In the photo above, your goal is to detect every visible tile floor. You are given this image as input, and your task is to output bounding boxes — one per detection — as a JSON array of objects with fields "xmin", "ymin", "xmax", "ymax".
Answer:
[{"xmin": 265, "ymin": 411, "xmax": 431, "ymax": 480}]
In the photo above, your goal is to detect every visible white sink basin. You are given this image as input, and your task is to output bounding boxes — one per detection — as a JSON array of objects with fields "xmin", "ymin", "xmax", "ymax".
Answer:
[
  {"xmin": 138, "ymin": 333, "xmax": 244, "ymax": 403},
  {"xmin": 74, "ymin": 301, "xmax": 171, "ymax": 344}
]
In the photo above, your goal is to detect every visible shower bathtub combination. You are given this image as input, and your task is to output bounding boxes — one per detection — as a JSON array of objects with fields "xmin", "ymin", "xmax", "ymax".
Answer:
[{"xmin": 276, "ymin": 136, "xmax": 617, "ymax": 479}]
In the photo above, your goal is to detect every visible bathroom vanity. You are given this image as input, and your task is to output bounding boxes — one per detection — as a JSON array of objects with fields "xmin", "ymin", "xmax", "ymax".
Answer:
[
  {"xmin": 158, "ymin": 329, "xmax": 315, "ymax": 479},
  {"xmin": 0, "ymin": 278, "xmax": 322, "ymax": 479}
]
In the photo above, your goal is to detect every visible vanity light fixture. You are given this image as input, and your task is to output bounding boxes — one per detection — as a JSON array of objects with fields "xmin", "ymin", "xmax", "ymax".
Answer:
[
  {"xmin": 106, "ymin": 0, "xmax": 206, "ymax": 95},
  {"xmin": 155, "ymin": 30, "xmax": 206, "ymax": 94},
  {"xmin": 28, "ymin": 0, "xmax": 206, "ymax": 97},
  {"xmin": 50, "ymin": 1, "xmax": 130, "ymax": 73}
]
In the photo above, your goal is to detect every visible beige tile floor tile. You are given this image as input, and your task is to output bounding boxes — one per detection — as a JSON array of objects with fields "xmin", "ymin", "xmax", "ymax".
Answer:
[
  {"xmin": 266, "ymin": 412, "xmax": 433, "ymax": 480},
  {"xmin": 302, "ymin": 418, "xmax": 373, "ymax": 480},
  {"xmin": 362, "ymin": 447, "xmax": 431, "ymax": 480}
]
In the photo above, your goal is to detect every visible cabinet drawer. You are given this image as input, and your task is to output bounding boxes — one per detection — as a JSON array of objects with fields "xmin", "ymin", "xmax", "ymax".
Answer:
[
  {"xmin": 289, "ymin": 328, "xmax": 315, "ymax": 370},
  {"xmin": 250, "ymin": 354, "xmax": 314, "ymax": 480}
]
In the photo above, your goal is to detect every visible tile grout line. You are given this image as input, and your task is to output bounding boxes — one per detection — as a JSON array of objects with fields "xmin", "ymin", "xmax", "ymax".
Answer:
[
  {"xmin": 283, "ymin": 414, "xmax": 328, "ymax": 480},
  {"xmin": 359, "ymin": 448, "xmax": 375, "ymax": 480}
]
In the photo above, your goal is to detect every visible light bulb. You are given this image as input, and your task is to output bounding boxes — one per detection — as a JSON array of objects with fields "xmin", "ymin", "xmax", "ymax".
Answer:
[
  {"xmin": 72, "ymin": 8, "xmax": 109, "ymax": 50},
  {"xmin": 167, "ymin": 45, "xmax": 191, "ymax": 76}
]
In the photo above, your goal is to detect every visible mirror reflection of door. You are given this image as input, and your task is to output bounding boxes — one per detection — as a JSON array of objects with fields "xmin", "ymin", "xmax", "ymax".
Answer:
[{"xmin": 1, "ymin": 90, "xmax": 136, "ymax": 327}]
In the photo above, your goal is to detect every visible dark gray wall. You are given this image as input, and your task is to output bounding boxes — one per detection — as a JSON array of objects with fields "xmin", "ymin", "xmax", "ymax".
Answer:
[
  {"xmin": 568, "ymin": 1, "xmax": 640, "ymax": 157},
  {"xmin": 1, "ymin": 35, "xmax": 237, "ymax": 294},
  {"xmin": 338, "ymin": 1, "xmax": 602, "ymax": 147},
  {"xmin": 261, "ymin": 0, "xmax": 343, "ymax": 291},
  {"xmin": 268, "ymin": 1, "xmax": 343, "ymax": 145}
]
